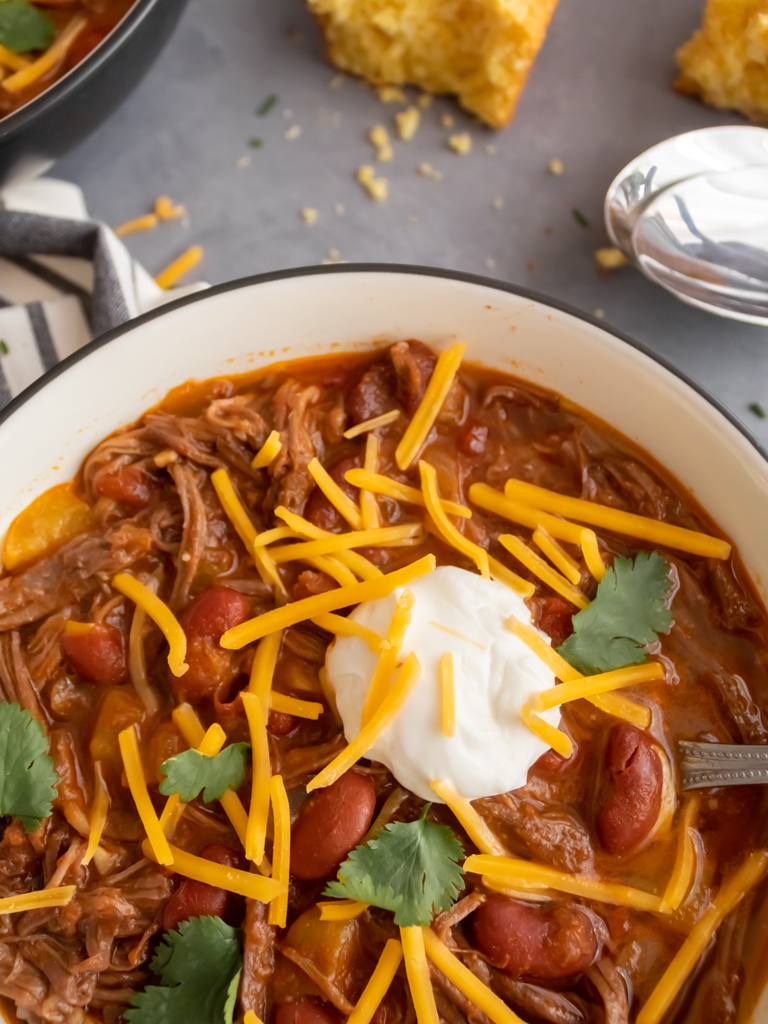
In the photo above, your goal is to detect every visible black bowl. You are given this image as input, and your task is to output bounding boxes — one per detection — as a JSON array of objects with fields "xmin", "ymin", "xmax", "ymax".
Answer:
[{"xmin": 0, "ymin": 0, "xmax": 190, "ymax": 189}]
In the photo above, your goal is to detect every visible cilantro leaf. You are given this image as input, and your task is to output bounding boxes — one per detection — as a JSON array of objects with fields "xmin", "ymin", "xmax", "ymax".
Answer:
[
  {"xmin": 159, "ymin": 743, "xmax": 250, "ymax": 803},
  {"xmin": 125, "ymin": 916, "xmax": 242, "ymax": 1024},
  {"xmin": 0, "ymin": 702, "xmax": 58, "ymax": 831},
  {"xmin": 0, "ymin": 1, "xmax": 54, "ymax": 53},
  {"xmin": 324, "ymin": 807, "xmax": 464, "ymax": 926},
  {"xmin": 557, "ymin": 551, "xmax": 672, "ymax": 675}
]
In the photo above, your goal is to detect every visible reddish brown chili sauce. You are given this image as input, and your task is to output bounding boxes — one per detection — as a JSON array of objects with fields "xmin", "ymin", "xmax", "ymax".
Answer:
[{"xmin": 0, "ymin": 340, "xmax": 767, "ymax": 1024}]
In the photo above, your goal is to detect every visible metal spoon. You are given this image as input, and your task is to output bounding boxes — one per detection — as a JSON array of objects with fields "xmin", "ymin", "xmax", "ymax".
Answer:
[{"xmin": 679, "ymin": 740, "xmax": 768, "ymax": 790}]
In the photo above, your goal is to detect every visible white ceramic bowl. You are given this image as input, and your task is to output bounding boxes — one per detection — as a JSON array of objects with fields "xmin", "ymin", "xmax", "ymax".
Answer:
[{"xmin": 0, "ymin": 265, "xmax": 766, "ymax": 1021}]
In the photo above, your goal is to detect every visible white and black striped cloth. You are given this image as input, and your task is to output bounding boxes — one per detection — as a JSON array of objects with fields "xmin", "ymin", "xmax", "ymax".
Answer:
[{"xmin": 0, "ymin": 179, "xmax": 206, "ymax": 409}]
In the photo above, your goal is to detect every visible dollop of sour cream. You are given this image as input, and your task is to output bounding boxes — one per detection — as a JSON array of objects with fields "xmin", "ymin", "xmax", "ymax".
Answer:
[{"xmin": 326, "ymin": 565, "xmax": 561, "ymax": 803}]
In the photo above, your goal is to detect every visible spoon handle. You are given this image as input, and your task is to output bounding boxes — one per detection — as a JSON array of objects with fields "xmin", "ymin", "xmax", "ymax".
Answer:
[{"xmin": 680, "ymin": 741, "xmax": 768, "ymax": 790}]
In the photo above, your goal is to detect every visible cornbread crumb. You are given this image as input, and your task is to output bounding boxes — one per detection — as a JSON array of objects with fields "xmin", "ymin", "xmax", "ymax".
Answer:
[
  {"xmin": 370, "ymin": 124, "xmax": 394, "ymax": 160},
  {"xmin": 396, "ymin": 106, "xmax": 421, "ymax": 140},
  {"xmin": 285, "ymin": 125, "xmax": 302, "ymax": 140},
  {"xmin": 301, "ymin": 208, "xmax": 319, "ymax": 224},
  {"xmin": 235, "ymin": 155, "xmax": 251, "ymax": 169},
  {"xmin": 417, "ymin": 162, "xmax": 443, "ymax": 181},
  {"xmin": 676, "ymin": 0, "xmax": 768, "ymax": 120},
  {"xmin": 595, "ymin": 247, "xmax": 628, "ymax": 269},
  {"xmin": 378, "ymin": 85, "xmax": 406, "ymax": 102},
  {"xmin": 306, "ymin": 0, "xmax": 560, "ymax": 127},
  {"xmin": 441, "ymin": 113, "xmax": 455, "ymax": 128},
  {"xmin": 358, "ymin": 165, "xmax": 389, "ymax": 201},
  {"xmin": 491, "ymin": 196, "xmax": 504, "ymax": 209},
  {"xmin": 448, "ymin": 132, "xmax": 472, "ymax": 154},
  {"xmin": 418, "ymin": 93, "xmax": 432, "ymax": 109},
  {"xmin": 549, "ymin": 158, "xmax": 564, "ymax": 175},
  {"xmin": 334, "ymin": 202, "xmax": 346, "ymax": 215}
]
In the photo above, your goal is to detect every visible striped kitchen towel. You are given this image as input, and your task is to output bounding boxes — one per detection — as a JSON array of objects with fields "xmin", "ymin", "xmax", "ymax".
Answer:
[{"xmin": 0, "ymin": 178, "xmax": 206, "ymax": 410}]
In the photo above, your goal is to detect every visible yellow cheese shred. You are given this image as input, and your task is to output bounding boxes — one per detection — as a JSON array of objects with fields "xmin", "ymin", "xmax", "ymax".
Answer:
[
  {"xmin": 430, "ymin": 621, "xmax": 486, "ymax": 650},
  {"xmin": 498, "ymin": 535, "xmax": 588, "ymax": 609},
  {"xmin": 211, "ymin": 468, "xmax": 286, "ymax": 597},
  {"xmin": 439, "ymin": 653, "xmax": 455, "ymax": 737},
  {"xmin": 252, "ymin": 526, "xmax": 298, "ymax": 548},
  {"xmin": 532, "ymin": 526, "xmax": 581, "ymax": 585},
  {"xmin": 422, "ymin": 927, "xmax": 525, "ymax": 1024},
  {"xmin": 0, "ymin": 886, "xmax": 76, "ymax": 915},
  {"xmin": 469, "ymin": 483, "xmax": 584, "ymax": 545},
  {"xmin": 318, "ymin": 899, "xmax": 371, "ymax": 922},
  {"xmin": 222, "ymin": 555, "xmax": 436, "ymax": 650},
  {"xmin": 396, "ymin": 342, "xmax": 465, "ymax": 470},
  {"xmin": 534, "ymin": 662, "xmax": 665, "ymax": 711},
  {"xmin": 348, "ymin": 937, "xmax": 404, "ymax": 1024},
  {"xmin": 430, "ymin": 780, "xmax": 507, "ymax": 856},
  {"xmin": 465, "ymin": 854, "xmax": 670, "ymax": 913},
  {"xmin": 158, "ymin": 723, "xmax": 226, "ymax": 838},
  {"xmin": 520, "ymin": 703, "xmax": 573, "ymax": 760},
  {"xmin": 155, "ymin": 195, "xmax": 186, "ymax": 220},
  {"xmin": 637, "ymin": 850, "xmax": 768, "ymax": 1024},
  {"xmin": 346, "ymin": 468, "xmax": 471, "ymax": 518},
  {"xmin": 274, "ymin": 506, "xmax": 382, "ymax": 580},
  {"xmin": 141, "ymin": 838, "xmax": 286, "ymax": 902},
  {"xmin": 344, "ymin": 409, "xmax": 401, "ymax": 439},
  {"xmin": 361, "ymin": 433, "xmax": 381, "ymax": 530},
  {"xmin": 0, "ymin": 44, "xmax": 30, "ymax": 72},
  {"xmin": 580, "ymin": 529, "xmax": 606, "ymax": 581},
  {"xmin": 244, "ymin": 1012, "xmax": 264, "ymax": 1024},
  {"xmin": 252, "ymin": 430, "xmax": 282, "ymax": 469},
  {"xmin": 401, "ymin": 926, "xmax": 440, "ymax": 1024},
  {"xmin": 661, "ymin": 797, "xmax": 699, "ymax": 913},
  {"xmin": 154, "ymin": 246, "xmax": 203, "ymax": 290},
  {"xmin": 118, "ymin": 725, "xmax": 173, "ymax": 866},
  {"xmin": 2, "ymin": 13, "xmax": 86, "ymax": 92},
  {"xmin": 505, "ymin": 615, "xmax": 652, "ymax": 728},
  {"xmin": 113, "ymin": 573, "xmax": 188, "ymax": 677},
  {"xmin": 242, "ymin": 693, "xmax": 271, "ymax": 865},
  {"xmin": 487, "ymin": 556, "xmax": 535, "ymax": 598},
  {"xmin": 420, "ymin": 461, "xmax": 489, "ymax": 578},
  {"xmin": 249, "ymin": 630, "xmax": 284, "ymax": 717},
  {"xmin": 270, "ymin": 692, "xmax": 323, "ymax": 719},
  {"xmin": 114, "ymin": 214, "xmax": 158, "ymax": 238},
  {"xmin": 308, "ymin": 652, "xmax": 421, "ymax": 792},
  {"xmin": 361, "ymin": 590, "xmax": 415, "ymax": 727},
  {"xmin": 268, "ymin": 774, "xmax": 290, "ymax": 928},
  {"xmin": 268, "ymin": 524, "xmax": 421, "ymax": 563},
  {"xmin": 504, "ymin": 478, "xmax": 731, "ymax": 560},
  {"xmin": 304, "ymin": 554, "xmax": 358, "ymax": 587},
  {"xmin": 63, "ymin": 621, "xmax": 95, "ymax": 636},
  {"xmin": 312, "ymin": 612, "xmax": 389, "ymax": 652},
  {"xmin": 82, "ymin": 761, "xmax": 110, "ymax": 866},
  {"xmin": 308, "ymin": 457, "xmax": 364, "ymax": 529}
]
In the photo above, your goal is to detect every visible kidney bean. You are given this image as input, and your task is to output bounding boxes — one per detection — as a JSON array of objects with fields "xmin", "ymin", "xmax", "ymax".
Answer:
[
  {"xmin": 472, "ymin": 895, "xmax": 597, "ymax": 979},
  {"xmin": 269, "ymin": 709, "xmax": 299, "ymax": 736},
  {"xmin": 291, "ymin": 771, "xmax": 376, "ymax": 880},
  {"xmin": 531, "ymin": 596, "xmax": 574, "ymax": 648},
  {"xmin": 390, "ymin": 340, "xmax": 437, "ymax": 416},
  {"xmin": 304, "ymin": 456, "xmax": 362, "ymax": 533},
  {"xmin": 96, "ymin": 465, "xmax": 155, "ymax": 509},
  {"xmin": 346, "ymin": 361, "xmax": 399, "ymax": 425},
  {"xmin": 171, "ymin": 588, "xmax": 252, "ymax": 704},
  {"xmin": 61, "ymin": 624, "xmax": 128, "ymax": 685},
  {"xmin": 274, "ymin": 1001, "xmax": 340, "ymax": 1024},
  {"xmin": 162, "ymin": 844, "xmax": 242, "ymax": 931},
  {"xmin": 180, "ymin": 587, "xmax": 251, "ymax": 639},
  {"xmin": 596, "ymin": 724, "xmax": 664, "ymax": 856}
]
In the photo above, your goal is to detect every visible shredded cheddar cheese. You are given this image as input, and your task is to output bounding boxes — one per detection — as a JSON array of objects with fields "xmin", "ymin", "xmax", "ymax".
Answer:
[
  {"xmin": 661, "ymin": 797, "xmax": 699, "ymax": 912},
  {"xmin": 396, "ymin": 343, "xmax": 465, "ymax": 470},
  {"xmin": 154, "ymin": 245, "xmax": 203, "ymax": 290},
  {"xmin": 344, "ymin": 409, "xmax": 401, "ymax": 439},
  {"xmin": 274, "ymin": 506, "xmax": 382, "ymax": 580},
  {"xmin": 242, "ymin": 693, "xmax": 271, "ymax": 865},
  {"xmin": 361, "ymin": 433, "xmax": 381, "ymax": 530},
  {"xmin": 637, "ymin": 850, "xmax": 768, "ymax": 1024},
  {"xmin": 580, "ymin": 529, "xmax": 606, "ymax": 581},
  {"xmin": 498, "ymin": 535, "xmax": 588, "ymax": 609},
  {"xmin": 430, "ymin": 780, "xmax": 507, "ymax": 856},
  {"xmin": 429, "ymin": 621, "xmax": 487, "ymax": 650},
  {"xmin": 520, "ymin": 703, "xmax": 573, "ymax": 759},
  {"xmin": 268, "ymin": 524, "xmax": 421, "ymax": 563},
  {"xmin": 155, "ymin": 195, "xmax": 186, "ymax": 220},
  {"xmin": 112, "ymin": 573, "xmax": 188, "ymax": 678},
  {"xmin": 244, "ymin": 1012, "xmax": 264, "ymax": 1024},
  {"xmin": 82, "ymin": 761, "xmax": 110, "ymax": 866},
  {"xmin": 420, "ymin": 461, "xmax": 489, "ymax": 578},
  {"xmin": 142, "ymin": 839, "xmax": 286, "ymax": 902},
  {"xmin": 309, "ymin": 457, "xmax": 364, "ymax": 529},
  {"xmin": 361, "ymin": 590, "xmax": 415, "ymax": 727},
  {"xmin": 532, "ymin": 526, "xmax": 581, "ymax": 585},
  {"xmin": 0, "ymin": 44, "xmax": 30, "ymax": 72},
  {"xmin": 534, "ymin": 662, "xmax": 665, "ymax": 711},
  {"xmin": 439, "ymin": 653, "xmax": 455, "ymax": 737},
  {"xmin": 318, "ymin": 899, "xmax": 371, "ymax": 921},
  {"xmin": 63, "ymin": 621, "xmax": 95, "ymax": 636},
  {"xmin": 268, "ymin": 774, "xmax": 290, "ymax": 928},
  {"xmin": 118, "ymin": 726, "xmax": 173, "ymax": 866},
  {"xmin": 469, "ymin": 483, "xmax": 584, "ymax": 545},
  {"xmin": 487, "ymin": 556, "xmax": 535, "ymax": 597},
  {"xmin": 221, "ymin": 555, "xmax": 436, "ymax": 649},
  {"xmin": 252, "ymin": 526, "xmax": 298, "ymax": 548},
  {"xmin": 503, "ymin": 478, "xmax": 731, "ymax": 560},
  {"xmin": 345, "ymin": 468, "xmax": 471, "ymax": 518},
  {"xmin": 308, "ymin": 652, "xmax": 421, "ymax": 791},
  {"xmin": 401, "ymin": 926, "xmax": 440, "ymax": 1024},
  {"xmin": 348, "ymin": 938, "xmax": 403, "ymax": 1024},
  {"xmin": 3, "ymin": 14, "xmax": 87, "ymax": 92},
  {"xmin": 270, "ymin": 692, "xmax": 323, "ymax": 719},
  {"xmin": 422, "ymin": 927, "xmax": 525, "ymax": 1024},
  {"xmin": 114, "ymin": 214, "xmax": 158, "ymax": 238},
  {"xmin": 465, "ymin": 854, "xmax": 670, "ymax": 913},
  {"xmin": 0, "ymin": 886, "xmax": 76, "ymax": 915},
  {"xmin": 305, "ymin": 554, "xmax": 358, "ymax": 587},
  {"xmin": 211, "ymin": 469, "xmax": 286, "ymax": 596},
  {"xmin": 252, "ymin": 430, "xmax": 283, "ymax": 469},
  {"xmin": 312, "ymin": 612, "xmax": 389, "ymax": 652},
  {"xmin": 588, "ymin": 691, "xmax": 652, "ymax": 728}
]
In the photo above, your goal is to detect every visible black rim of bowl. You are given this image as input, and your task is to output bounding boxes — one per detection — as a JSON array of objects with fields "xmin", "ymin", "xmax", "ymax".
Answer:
[
  {"xmin": 0, "ymin": 0, "xmax": 162, "ymax": 141},
  {"xmin": 0, "ymin": 263, "xmax": 763, "ymax": 468}
]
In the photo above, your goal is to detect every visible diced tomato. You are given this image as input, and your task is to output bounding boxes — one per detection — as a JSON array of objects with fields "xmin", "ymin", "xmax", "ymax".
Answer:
[
  {"xmin": 61, "ymin": 624, "xmax": 128, "ymax": 685},
  {"xmin": 180, "ymin": 587, "xmax": 251, "ymax": 639},
  {"xmin": 96, "ymin": 466, "xmax": 155, "ymax": 509}
]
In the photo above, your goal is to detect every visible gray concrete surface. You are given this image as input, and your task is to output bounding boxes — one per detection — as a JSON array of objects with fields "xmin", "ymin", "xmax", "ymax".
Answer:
[{"xmin": 56, "ymin": 0, "xmax": 768, "ymax": 445}]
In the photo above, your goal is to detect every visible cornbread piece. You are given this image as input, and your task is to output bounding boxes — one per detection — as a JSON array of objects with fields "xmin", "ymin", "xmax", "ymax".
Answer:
[
  {"xmin": 676, "ymin": 0, "xmax": 768, "ymax": 120},
  {"xmin": 306, "ymin": 0, "xmax": 561, "ymax": 128}
]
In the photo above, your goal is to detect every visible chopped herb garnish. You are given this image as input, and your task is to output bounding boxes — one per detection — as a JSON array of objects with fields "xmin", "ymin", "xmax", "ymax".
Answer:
[
  {"xmin": 248, "ymin": 138, "xmax": 264, "ymax": 149},
  {"xmin": 0, "ymin": 702, "xmax": 58, "ymax": 831},
  {"xmin": 324, "ymin": 806, "xmax": 464, "ymax": 926},
  {"xmin": 159, "ymin": 743, "xmax": 250, "ymax": 803},
  {"xmin": 0, "ymin": 340, "xmax": 8, "ymax": 355},
  {"xmin": 257, "ymin": 93, "xmax": 278, "ymax": 116},
  {"xmin": 0, "ymin": 1, "xmax": 54, "ymax": 53},
  {"xmin": 572, "ymin": 207, "xmax": 589, "ymax": 228},
  {"xmin": 557, "ymin": 551, "xmax": 672, "ymax": 675},
  {"xmin": 749, "ymin": 402, "xmax": 767, "ymax": 419},
  {"xmin": 125, "ymin": 917, "xmax": 241, "ymax": 1024}
]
